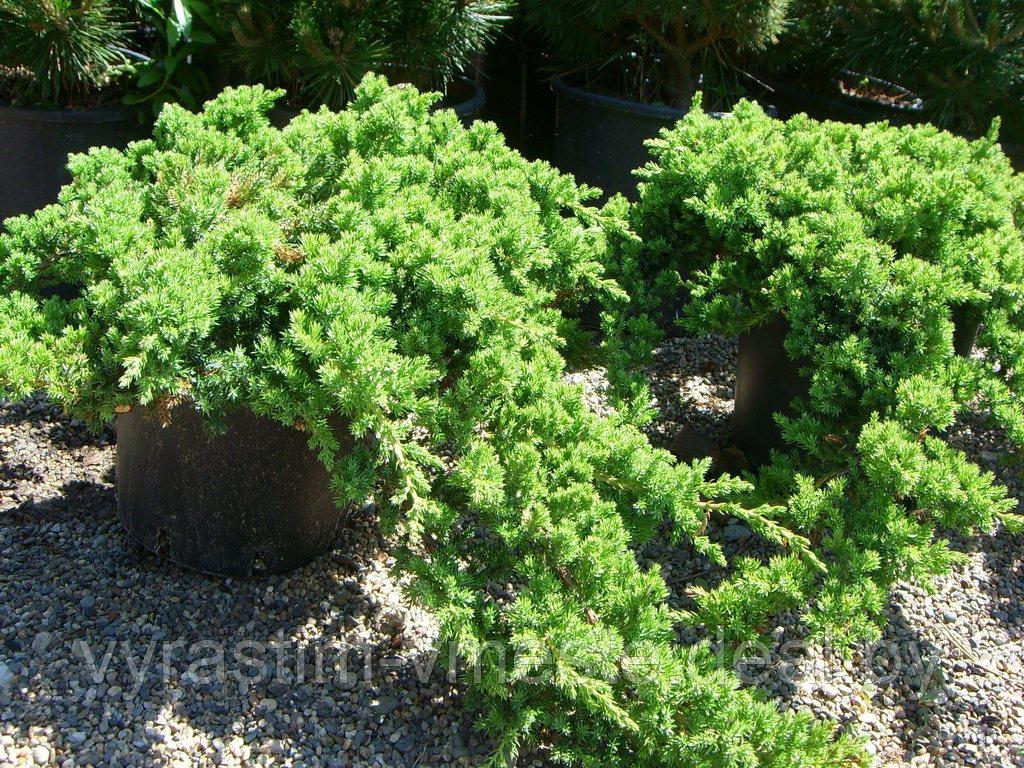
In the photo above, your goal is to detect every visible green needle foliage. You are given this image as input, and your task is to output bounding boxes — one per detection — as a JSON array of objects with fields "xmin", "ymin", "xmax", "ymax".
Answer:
[
  {"xmin": 0, "ymin": 78, "xmax": 863, "ymax": 766},
  {"xmin": 220, "ymin": 0, "xmax": 510, "ymax": 109},
  {"xmin": 619, "ymin": 100, "xmax": 1024, "ymax": 645},
  {"xmin": 847, "ymin": 0, "xmax": 1024, "ymax": 140},
  {"xmin": 772, "ymin": 0, "xmax": 1024, "ymax": 142},
  {"xmin": 0, "ymin": 0, "xmax": 135, "ymax": 105},
  {"xmin": 522, "ymin": 0, "xmax": 793, "ymax": 109}
]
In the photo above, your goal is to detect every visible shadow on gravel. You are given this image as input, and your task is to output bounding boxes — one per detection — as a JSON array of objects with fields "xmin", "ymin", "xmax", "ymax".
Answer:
[
  {"xmin": 0, "ymin": 486, "xmax": 481, "ymax": 767},
  {"xmin": 724, "ymin": 519, "xmax": 1024, "ymax": 767},
  {"xmin": 0, "ymin": 458, "xmax": 41, "ymax": 487}
]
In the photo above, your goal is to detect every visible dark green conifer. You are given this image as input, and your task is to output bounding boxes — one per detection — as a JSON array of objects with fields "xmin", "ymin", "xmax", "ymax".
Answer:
[{"xmin": 0, "ymin": 78, "xmax": 864, "ymax": 767}]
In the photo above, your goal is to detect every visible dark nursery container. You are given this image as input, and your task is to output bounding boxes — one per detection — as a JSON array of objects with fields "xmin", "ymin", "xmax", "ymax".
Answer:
[
  {"xmin": 552, "ymin": 80, "xmax": 767, "ymax": 199},
  {"xmin": 732, "ymin": 315, "xmax": 811, "ymax": 467},
  {"xmin": 0, "ymin": 104, "xmax": 149, "ymax": 225},
  {"xmin": 116, "ymin": 405, "xmax": 351, "ymax": 577},
  {"xmin": 755, "ymin": 74, "xmax": 924, "ymax": 126},
  {"xmin": 1003, "ymin": 142, "xmax": 1024, "ymax": 172},
  {"xmin": 445, "ymin": 75, "xmax": 487, "ymax": 121},
  {"xmin": 478, "ymin": 18, "xmax": 557, "ymax": 162},
  {"xmin": 552, "ymin": 79, "xmax": 688, "ymax": 199},
  {"xmin": 733, "ymin": 309, "xmax": 983, "ymax": 466},
  {"xmin": 952, "ymin": 304, "xmax": 983, "ymax": 358}
]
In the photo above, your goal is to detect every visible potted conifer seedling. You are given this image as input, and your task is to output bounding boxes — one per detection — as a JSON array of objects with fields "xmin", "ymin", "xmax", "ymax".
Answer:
[
  {"xmin": 218, "ymin": 0, "xmax": 509, "ymax": 124},
  {"xmin": 521, "ymin": 0, "xmax": 791, "ymax": 196},
  {"xmin": 0, "ymin": 0, "xmax": 147, "ymax": 222},
  {"xmin": 0, "ymin": 0, "xmax": 221, "ymax": 224},
  {"xmin": 0, "ymin": 76, "xmax": 866, "ymax": 768},
  {"xmin": 618, "ymin": 100, "xmax": 1024, "ymax": 646},
  {"xmin": 762, "ymin": 0, "xmax": 1024, "ymax": 167}
]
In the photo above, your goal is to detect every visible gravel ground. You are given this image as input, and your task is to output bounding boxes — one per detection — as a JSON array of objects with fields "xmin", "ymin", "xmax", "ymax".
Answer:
[
  {"xmin": 0, "ymin": 397, "xmax": 498, "ymax": 768},
  {"xmin": 585, "ymin": 333, "xmax": 1024, "ymax": 768},
  {"xmin": 2, "ymin": 332, "xmax": 1022, "ymax": 767}
]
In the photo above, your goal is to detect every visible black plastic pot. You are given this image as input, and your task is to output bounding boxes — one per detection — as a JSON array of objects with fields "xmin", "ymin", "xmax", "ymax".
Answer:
[
  {"xmin": 0, "ymin": 103, "xmax": 149, "ymax": 227},
  {"xmin": 551, "ymin": 79, "xmax": 746, "ymax": 200},
  {"xmin": 477, "ymin": 18, "xmax": 557, "ymax": 162},
  {"xmin": 1001, "ymin": 141, "xmax": 1024, "ymax": 173},
  {"xmin": 552, "ymin": 79, "xmax": 692, "ymax": 200},
  {"xmin": 756, "ymin": 74, "xmax": 923, "ymax": 127},
  {"xmin": 116, "ymin": 405, "xmax": 351, "ymax": 577},
  {"xmin": 444, "ymin": 75, "xmax": 487, "ymax": 122},
  {"xmin": 732, "ymin": 315, "xmax": 811, "ymax": 467},
  {"xmin": 952, "ymin": 304, "xmax": 983, "ymax": 358},
  {"xmin": 833, "ymin": 71, "xmax": 924, "ymax": 122},
  {"xmin": 269, "ymin": 75, "xmax": 486, "ymax": 129},
  {"xmin": 733, "ymin": 309, "xmax": 985, "ymax": 466}
]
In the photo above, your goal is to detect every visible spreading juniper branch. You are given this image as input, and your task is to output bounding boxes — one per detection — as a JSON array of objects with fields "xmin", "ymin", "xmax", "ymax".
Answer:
[
  {"xmin": 0, "ymin": 79, "xmax": 864, "ymax": 767},
  {"xmin": 617, "ymin": 98, "xmax": 1024, "ymax": 645}
]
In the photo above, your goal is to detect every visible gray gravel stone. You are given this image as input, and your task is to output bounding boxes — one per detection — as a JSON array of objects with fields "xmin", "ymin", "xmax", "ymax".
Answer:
[
  {"xmin": 373, "ymin": 695, "xmax": 400, "ymax": 715},
  {"xmin": 5, "ymin": 331, "xmax": 1024, "ymax": 768},
  {"xmin": 0, "ymin": 392, "xmax": 488, "ymax": 768},
  {"xmin": 575, "ymin": 332, "xmax": 1024, "ymax": 768},
  {"xmin": 31, "ymin": 631, "xmax": 54, "ymax": 654}
]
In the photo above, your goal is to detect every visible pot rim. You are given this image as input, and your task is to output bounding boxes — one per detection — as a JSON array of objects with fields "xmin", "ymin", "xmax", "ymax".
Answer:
[
  {"xmin": 270, "ymin": 74, "xmax": 486, "ymax": 121},
  {"xmin": 553, "ymin": 77, "xmax": 735, "ymax": 121},
  {"xmin": 0, "ymin": 100, "xmax": 143, "ymax": 124},
  {"xmin": 552, "ymin": 77, "xmax": 693, "ymax": 121},
  {"xmin": 835, "ymin": 70, "xmax": 924, "ymax": 113},
  {"xmin": 446, "ymin": 74, "xmax": 486, "ymax": 119}
]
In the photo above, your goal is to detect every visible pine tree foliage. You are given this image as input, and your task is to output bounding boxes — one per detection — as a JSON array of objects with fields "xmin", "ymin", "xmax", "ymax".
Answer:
[
  {"xmin": 773, "ymin": 0, "xmax": 1024, "ymax": 142},
  {"xmin": 0, "ymin": 0, "xmax": 135, "ymax": 105},
  {"xmin": 522, "ymin": 0, "xmax": 793, "ymax": 109},
  {"xmin": 0, "ymin": 0, "xmax": 223, "ymax": 109},
  {"xmin": 0, "ymin": 79, "xmax": 864, "ymax": 766},
  {"xmin": 220, "ymin": 0, "xmax": 510, "ymax": 109},
  {"xmin": 619, "ymin": 100, "xmax": 1024, "ymax": 645}
]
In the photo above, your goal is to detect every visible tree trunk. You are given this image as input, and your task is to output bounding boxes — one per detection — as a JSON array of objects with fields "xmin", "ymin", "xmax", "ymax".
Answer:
[{"xmin": 662, "ymin": 52, "xmax": 698, "ymax": 110}]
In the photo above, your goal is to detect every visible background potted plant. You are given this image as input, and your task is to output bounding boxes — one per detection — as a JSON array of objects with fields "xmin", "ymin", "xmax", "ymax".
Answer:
[
  {"xmin": 521, "ymin": 0, "xmax": 792, "ymax": 196},
  {"xmin": 618, "ymin": 99, "xmax": 1024, "ymax": 644},
  {"xmin": 761, "ymin": 0, "xmax": 1024, "ymax": 167},
  {"xmin": 217, "ymin": 0, "xmax": 509, "ymax": 123},
  {"xmin": 0, "ymin": 75, "xmax": 865, "ymax": 768},
  {"xmin": 0, "ymin": 0, "xmax": 145, "ymax": 223},
  {"xmin": 0, "ymin": 0, "xmax": 222, "ymax": 225},
  {"xmin": 752, "ymin": 0, "xmax": 926, "ymax": 125}
]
